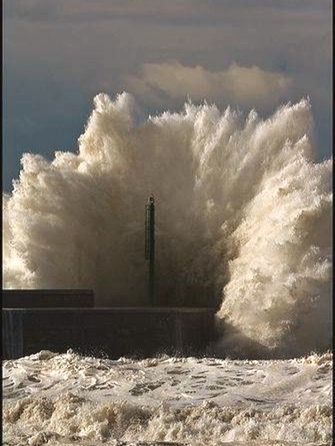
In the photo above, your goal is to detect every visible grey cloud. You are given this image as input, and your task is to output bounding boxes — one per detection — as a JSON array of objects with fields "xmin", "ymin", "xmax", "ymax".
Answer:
[
  {"xmin": 4, "ymin": 0, "xmax": 330, "ymax": 25},
  {"xmin": 5, "ymin": 0, "xmax": 60, "ymax": 21}
]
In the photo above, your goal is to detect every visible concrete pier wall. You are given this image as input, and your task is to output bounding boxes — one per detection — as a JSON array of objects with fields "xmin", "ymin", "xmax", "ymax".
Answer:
[
  {"xmin": 2, "ymin": 289, "xmax": 94, "ymax": 308},
  {"xmin": 2, "ymin": 290, "xmax": 216, "ymax": 359}
]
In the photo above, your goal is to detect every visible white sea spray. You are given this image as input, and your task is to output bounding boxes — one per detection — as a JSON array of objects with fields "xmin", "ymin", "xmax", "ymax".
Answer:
[{"xmin": 3, "ymin": 93, "xmax": 332, "ymax": 355}]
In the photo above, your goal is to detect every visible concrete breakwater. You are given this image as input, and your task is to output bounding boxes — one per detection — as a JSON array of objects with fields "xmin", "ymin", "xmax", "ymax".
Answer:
[{"xmin": 2, "ymin": 290, "xmax": 216, "ymax": 359}]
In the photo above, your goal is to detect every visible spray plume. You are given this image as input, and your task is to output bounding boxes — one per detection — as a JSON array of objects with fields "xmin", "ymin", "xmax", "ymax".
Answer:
[{"xmin": 3, "ymin": 93, "xmax": 332, "ymax": 356}]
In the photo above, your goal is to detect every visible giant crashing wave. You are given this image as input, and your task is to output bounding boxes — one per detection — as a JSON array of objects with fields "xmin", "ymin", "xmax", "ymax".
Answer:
[{"xmin": 3, "ymin": 92, "xmax": 332, "ymax": 357}]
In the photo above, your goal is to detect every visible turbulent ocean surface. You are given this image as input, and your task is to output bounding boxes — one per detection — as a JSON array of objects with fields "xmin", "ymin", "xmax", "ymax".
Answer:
[
  {"xmin": 3, "ymin": 350, "xmax": 332, "ymax": 446},
  {"xmin": 2, "ymin": 93, "xmax": 333, "ymax": 444}
]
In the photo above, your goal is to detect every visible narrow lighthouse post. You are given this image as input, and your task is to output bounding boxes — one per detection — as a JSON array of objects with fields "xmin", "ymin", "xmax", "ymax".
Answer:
[{"xmin": 145, "ymin": 195, "xmax": 155, "ymax": 306}]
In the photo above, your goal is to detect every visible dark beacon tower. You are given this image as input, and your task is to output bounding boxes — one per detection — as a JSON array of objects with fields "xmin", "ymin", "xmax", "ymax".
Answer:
[{"xmin": 145, "ymin": 195, "xmax": 155, "ymax": 306}]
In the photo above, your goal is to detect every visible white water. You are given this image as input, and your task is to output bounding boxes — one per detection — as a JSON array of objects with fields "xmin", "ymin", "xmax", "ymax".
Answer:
[
  {"xmin": 3, "ymin": 93, "xmax": 332, "ymax": 356},
  {"xmin": 3, "ymin": 350, "xmax": 332, "ymax": 445}
]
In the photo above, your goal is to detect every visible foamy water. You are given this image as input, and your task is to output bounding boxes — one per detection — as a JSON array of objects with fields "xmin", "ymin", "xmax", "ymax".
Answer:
[
  {"xmin": 3, "ymin": 350, "xmax": 332, "ymax": 445},
  {"xmin": 3, "ymin": 93, "xmax": 332, "ymax": 356}
]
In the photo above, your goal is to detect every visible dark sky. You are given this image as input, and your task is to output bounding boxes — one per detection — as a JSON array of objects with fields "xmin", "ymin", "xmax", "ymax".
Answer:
[{"xmin": 3, "ymin": 0, "xmax": 332, "ymax": 191}]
